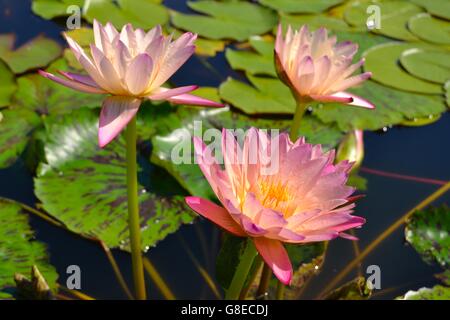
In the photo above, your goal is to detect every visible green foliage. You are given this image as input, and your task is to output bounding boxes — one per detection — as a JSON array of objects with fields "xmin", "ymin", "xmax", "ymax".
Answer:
[
  {"xmin": 0, "ymin": 60, "xmax": 16, "ymax": 107},
  {"xmin": 400, "ymin": 49, "xmax": 450, "ymax": 84},
  {"xmin": 397, "ymin": 285, "xmax": 450, "ymax": 300},
  {"xmin": 408, "ymin": 13, "xmax": 450, "ymax": 45},
  {"xmin": 324, "ymin": 276, "xmax": 372, "ymax": 300},
  {"xmin": 260, "ymin": 0, "xmax": 344, "ymax": 14}
]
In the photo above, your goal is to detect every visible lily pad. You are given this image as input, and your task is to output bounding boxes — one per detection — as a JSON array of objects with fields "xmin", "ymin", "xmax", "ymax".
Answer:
[
  {"xmin": 410, "ymin": 0, "xmax": 450, "ymax": 20},
  {"xmin": 400, "ymin": 48, "xmax": 450, "ymax": 84},
  {"xmin": 363, "ymin": 42, "xmax": 443, "ymax": 94},
  {"xmin": 0, "ymin": 34, "xmax": 62, "ymax": 74},
  {"xmin": 83, "ymin": 0, "xmax": 169, "ymax": 30},
  {"xmin": 397, "ymin": 285, "xmax": 450, "ymax": 300},
  {"xmin": 225, "ymin": 37, "xmax": 276, "ymax": 76},
  {"xmin": 405, "ymin": 205, "xmax": 449, "ymax": 268},
  {"xmin": 0, "ymin": 60, "xmax": 16, "ymax": 107},
  {"xmin": 445, "ymin": 81, "xmax": 450, "ymax": 107},
  {"xmin": 219, "ymin": 75, "xmax": 295, "ymax": 114},
  {"xmin": 313, "ymin": 80, "xmax": 446, "ymax": 131},
  {"xmin": 259, "ymin": 0, "xmax": 344, "ymax": 14},
  {"xmin": 344, "ymin": 1, "xmax": 423, "ymax": 41},
  {"xmin": 408, "ymin": 13, "xmax": 450, "ymax": 45},
  {"xmin": 34, "ymin": 108, "xmax": 195, "ymax": 251},
  {"xmin": 0, "ymin": 199, "xmax": 58, "ymax": 299},
  {"xmin": 32, "ymin": 0, "xmax": 84, "ymax": 19},
  {"xmin": 279, "ymin": 14, "xmax": 350, "ymax": 32},
  {"xmin": 171, "ymin": 1, "xmax": 277, "ymax": 41}
]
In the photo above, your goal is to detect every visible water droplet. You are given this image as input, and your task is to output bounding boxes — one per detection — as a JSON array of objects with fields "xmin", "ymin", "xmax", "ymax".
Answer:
[
  {"xmin": 144, "ymin": 246, "xmax": 150, "ymax": 252},
  {"xmin": 58, "ymin": 171, "xmax": 64, "ymax": 176},
  {"xmin": 155, "ymin": 219, "xmax": 160, "ymax": 224},
  {"xmin": 314, "ymin": 265, "xmax": 319, "ymax": 270},
  {"xmin": 141, "ymin": 189, "xmax": 147, "ymax": 194},
  {"xmin": 382, "ymin": 127, "xmax": 388, "ymax": 132}
]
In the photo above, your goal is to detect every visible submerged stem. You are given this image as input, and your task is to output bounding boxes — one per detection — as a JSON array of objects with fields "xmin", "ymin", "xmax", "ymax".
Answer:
[
  {"xmin": 225, "ymin": 239, "xmax": 258, "ymax": 300},
  {"xmin": 125, "ymin": 116, "xmax": 146, "ymax": 300},
  {"xmin": 256, "ymin": 263, "xmax": 272, "ymax": 299},
  {"xmin": 289, "ymin": 99, "xmax": 308, "ymax": 142}
]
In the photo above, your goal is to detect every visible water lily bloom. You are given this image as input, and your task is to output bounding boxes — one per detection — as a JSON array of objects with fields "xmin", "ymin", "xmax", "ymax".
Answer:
[
  {"xmin": 39, "ymin": 20, "xmax": 223, "ymax": 147},
  {"xmin": 185, "ymin": 128, "xmax": 365, "ymax": 285},
  {"xmin": 275, "ymin": 24, "xmax": 375, "ymax": 109}
]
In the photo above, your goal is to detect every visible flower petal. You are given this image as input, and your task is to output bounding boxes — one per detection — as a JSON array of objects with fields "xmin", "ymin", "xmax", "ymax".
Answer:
[
  {"xmin": 38, "ymin": 70, "xmax": 106, "ymax": 94},
  {"xmin": 58, "ymin": 71, "xmax": 100, "ymax": 88},
  {"xmin": 310, "ymin": 93, "xmax": 353, "ymax": 104},
  {"xmin": 166, "ymin": 94, "xmax": 224, "ymax": 107},
  {"xmin": 147, "ymin": 85, "xmax": 198, "ymax": 101},
  {"xmin": 253, "ymin": 238, "xmax": 292, "ymax": 285},
  {"xmin": 98, "ymin": 96, "xmax": 141, "ymax": 148},
  {"xmin": 125, "ymin": 53, "xmax": 153, "ymax": 95},
  {"xmin": 340, "ymin": 92, "xmax": 375, "ymax": 109},
  {"xmin": 185, "ymin": 196, "xmax": 246, "ymax": 237}
]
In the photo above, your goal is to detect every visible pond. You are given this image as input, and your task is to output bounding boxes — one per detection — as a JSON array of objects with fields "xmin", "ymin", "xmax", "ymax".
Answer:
[{"xmin": 0, "ymin": 0, "xmax": 448, "ymax": 300}]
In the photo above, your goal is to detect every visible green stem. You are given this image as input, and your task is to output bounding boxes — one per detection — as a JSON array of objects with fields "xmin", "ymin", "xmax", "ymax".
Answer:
[
  {"xmin": 256, "ymin": 263, "xmax": 272, "ymax": 299},
  {"xmin": 276, "ymin": 281, "xmax": 285, "ymax": 300},
  {"xmin": 289, "ymin": 99, "xmax": 308, "ymax": 142},
  {"xmin": 125, "ymin": 116, "xmax": 146, "ymax": 300},
  {"xmin": 225, "ymin": 240, "xmax": 258, "ymax": 300}
]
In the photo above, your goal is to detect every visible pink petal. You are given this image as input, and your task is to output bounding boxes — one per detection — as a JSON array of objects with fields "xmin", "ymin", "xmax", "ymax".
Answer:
[
  {"xmin": 339, "ymin": 232, "xmax": 359, "ymax": 240},
  {"xmin": 185, "ymin": 196, "xmax": 246, "ymax": 237},
  {"xmin": 253, "ymin": 238, "xmax": 292, "ymax": 285},
  {"xmin": 98, "ymin": 96, "xmax": 141, "ymax": 148},
  {"xmin": 310, "ymin": 92, "xmax": 353, "ymax": 104},
  {"xmin": 38, "ymin": 70, "xmax": 106, "ymax": 94},
  {"xmin": 341, "ymin": 92, "xmax": 375, "ymax": 109},
  {"xmin": 147, "ymin": 86, "xmax": 198, "ymax": 101},
  {"xmin": 58, "ymin": 71, "xmax": 99, "ymax": 87},
  {"xmin": 125, "ymin": 53, "xmax": 153, "ymax": 95},
  {"xmin": 167, "ymin": 94, "xmax": 224, "ymax": 107}
]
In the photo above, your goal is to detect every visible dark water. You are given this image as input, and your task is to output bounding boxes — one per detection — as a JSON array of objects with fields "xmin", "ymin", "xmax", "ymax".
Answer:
[{"xmin": 0, "ymin": 0, "xmax": 448, "ymax": 300}]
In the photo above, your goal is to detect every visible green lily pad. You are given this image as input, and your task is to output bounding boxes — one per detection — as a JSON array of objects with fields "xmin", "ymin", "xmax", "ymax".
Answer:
[
  {"xmin": 400, "ymin": 48, "xmax": 450, "ymax": 84},
  {"xmin": 0, "ymin": 60, "xmax": 16, "ymax": 107},
  {"xmin": 0, "ymin": 199, "xmax": 58, "ymax": 299},
  {"xmin": 410, "ymin": 0, "xmax": 450, "ymax": 20},
  {"xmin": 34, "ymin": 108, "xmax": 195, "ymax": 251},
  {"xmin": 408, "ymin": 13, "xmax": 450, "ymax": 45},
  {"xmin": 401, "ymin": 114, "xmax": 441, "ymax": 127},
  {"xmin": 225, "ymin": 37, "xmax": 276, "ymax": 76},
  {"xmin": 171, "ymin": 1, "xmax": 277, "ymax": 41},
  {"xmin": 363, "ymin": 42, "xmax": 443, "ymax": 94},
  {"xmin": 151, "ymin": 88, "xmax": 342, "ymax": 200},
  {"xmin": 260, "ymin": 0, "xmax": 343, "ymax": 14},
  {"xmin": 83, "ymin": 0, "xmax": 169, "ymax": 30},
  {"xmin": 0, "ymin": 109, "xmax": 40, "ymax": 169},
  {"xmin": 279, "ymin": 14, "xmax": 350, "ymax": 32},
  {"xmin": 168, "ymin": 28, "xmax": 226, "ymax": 57},
  {"xmin": 445, "ymin": 81, "xmax": 450, "ymax": 107},
  {"xmin": 219, "ymin": 75, "xmax": 295, "ymax": 114},
  {"xmin": 324, "ymin": 277, "xmax": 372, "ymax": 300},
  {"xmin": 405, "ymin": 205, "xmax": 449, "ymax": 268},
  {"xmin": 397, "ymin": 285, "xmax": 450, "ymax": 300},
  {"xmin": 32, "ymin": 0, "xmax": 84, "ymax": 19},
  {"xmin": 313, "ymin": 80, "xmax": 446, "ymax": 131},
  {"xmin": 344, "ymin": 1, "xmax": 423, "ymax": 41},
  {"xmin": 0, "ymin": 34, "xmax": 62, "ymax": 74}
]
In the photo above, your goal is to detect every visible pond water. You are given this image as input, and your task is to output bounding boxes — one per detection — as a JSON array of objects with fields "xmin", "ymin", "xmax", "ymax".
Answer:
[{"xmin": 0, "ymin": 0, "xmax": 448, "ymax": 299}]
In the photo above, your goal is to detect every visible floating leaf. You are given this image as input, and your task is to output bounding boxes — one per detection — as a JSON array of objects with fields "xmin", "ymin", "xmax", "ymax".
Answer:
[
  {"xmin": 279, "ymin": 14, "xmax": 350, "ymax": 32},
  {"xmin": 32, "ymin": 0, "xmax": 84, "ymax": 19},
  {"xmin": 0, "ymin": 60, "xmax": 16, "ymax": 107},
  {"xmin": 401, "ymin": 114, "xmax": 441, "ymax": 127},
  {"xmin": 34, "ymin": 108, "xmax": 195, "ymax": 251},
  {"xmin": 313, "ymin": 80, "xmax": 446, "ymax": 131},
  {"xmin": 171, "ymin": 1, "xmax": 277, "ymax": 41},
  {"xmin": 0, "ymin": 199, "xmax": 58, "ymax": 299},
  {"xmin": 260, "ymin": 0, "xmax": 344, "ymax": 14},
  {"xmin": 397, "ymin": 285, "xmax": 450, "ymax": 300},
  {"xmin": 83, "ymin": 0, "xmax": 169, "ymax": 30},
  {"xmin": 14, "ymin": 265, "xmax": 54, "ymax": 300},
  {"xmin": 344, "ymin": 1, "xmax": 423, "ymax": 41},
  {"xmin": 405, "ymin": 205, "xmax": 449, "ymax": 268},
  {"xmin": 324, "ymin": 276, "xmax": 372, "ymax": 300},
  {"xmin": 408, "ymin": 13, "xmax": 450, "ymax": 45},
  {"xmin": 0, "ymin": 34, "xmax": 62, "ymax": 74},
  {"xmin": 363, "ymin": 42, "xmax": 443, "ymax": 94},
  {"xmin": 400, "ymin": 48, "xmax": 450, "ymax": 84},
  {"xmin": 445, "ymin": 81, "xmax": 450, "ymax": 107},
  {"xmin": 410, "ymin": 0, "xmax": 450, "ymax": 20},
  {"xmin": 169, "ymin": 28, "xmax": 226, "ymax": 57},
  {"xmin": 225, "ymin": 37, "xmax": 275, "ymax": 76}
]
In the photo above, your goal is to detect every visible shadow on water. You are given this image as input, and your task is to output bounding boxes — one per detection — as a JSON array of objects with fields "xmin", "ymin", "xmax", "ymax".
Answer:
[{"xmin": 0, "ymin": 0, "xmax": 448, "ymax": 299}]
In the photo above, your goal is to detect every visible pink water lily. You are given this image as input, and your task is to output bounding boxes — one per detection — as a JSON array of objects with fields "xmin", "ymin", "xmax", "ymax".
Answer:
[
  {"xmin": 39, "ymin": 20, "xmax": 223, "ymax": 147},
  {"xmin": 275, "ymin": 24, "xmax": 375, "ymax": 109},
  {"xmin": 185, "ymin": 128, "xmax": 365, "ymax": 285}
]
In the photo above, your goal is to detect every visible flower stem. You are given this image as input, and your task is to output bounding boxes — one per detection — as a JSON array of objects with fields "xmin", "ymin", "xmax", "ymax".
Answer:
[
  {"xmin": 125, "ymin": 116, "xmax": 146, "ymax": 300},
  {"xmin": 289, "ymin": 99, "xmax": 308, "ymax": 142},
  {"xmin": 256, "ymin": 263, "xmax": 272, "ymax": 298},
  {"xmin": 225, "ymin": 239, "xmax": 258, "ymax": 300},
  {"xmin": 276, "ymin": 281, "xmax": 285, "ymax": 300}
]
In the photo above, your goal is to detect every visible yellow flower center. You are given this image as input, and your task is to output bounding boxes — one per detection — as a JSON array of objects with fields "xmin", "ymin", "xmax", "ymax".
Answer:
[{"xmin": 257, "ymin": 177, "xmax": 294, "ymax": 216}]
